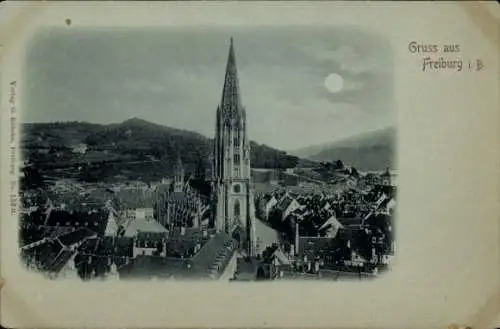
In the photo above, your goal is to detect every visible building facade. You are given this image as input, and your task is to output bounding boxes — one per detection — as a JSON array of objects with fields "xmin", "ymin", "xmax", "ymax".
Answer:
[
  {"xmin": 212, "ymin": 38, "xmax": 254, "ymax": 255},
  {"xmin": 155, "ymin": 157, "xmax": 204, "ymax": 233}
]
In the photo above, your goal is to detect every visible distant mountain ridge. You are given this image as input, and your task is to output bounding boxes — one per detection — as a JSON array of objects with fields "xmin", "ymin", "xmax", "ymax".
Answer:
[{"xmin": 290, "ymin": 127, "xmax": 396, "ymax": 171}]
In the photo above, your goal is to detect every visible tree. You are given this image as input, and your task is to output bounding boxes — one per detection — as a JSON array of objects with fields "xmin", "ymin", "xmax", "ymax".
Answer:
[
  {"xmin": 333, "ymin": 160, "xmax": 344, "ymax": 170},
  {"xmin": 155, "ymin": 241, "xmax": 164, "ymax": 256},
  {"xmin": 256, "ymin": 266, "xmax": 267, "ymax": 280},
  {"xmin": 78, "ymin": 164, "xmax": 105, "ymax": 183},
  {"xmin": 94, "ymin": 258, "xmax": 108, "ymax": 278},
  {"xmin": 75, "ymin": 255, "xmax": 93, "ymax": 281},
  {"xmin": 194, "ymin": 157, "xmax": 207, "ymax": 180},
  {"xmin": 21, "ymin": 166, "xmax": 45, "ymax": 190}
]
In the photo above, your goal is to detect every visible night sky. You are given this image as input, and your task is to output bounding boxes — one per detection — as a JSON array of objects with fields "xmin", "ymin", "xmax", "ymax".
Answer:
[{"xmin": 24, "ymin": 26, "xmax": 395, "ymax": 150}]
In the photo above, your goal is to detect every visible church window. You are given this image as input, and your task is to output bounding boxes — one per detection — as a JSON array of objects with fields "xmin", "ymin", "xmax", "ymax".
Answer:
[
  {"xmin": 233, "ymin": 184, "xmax": 241, "ymax": 193},
  {"xmin": 234, "ymin": 153, "xmax": 240, "ymax": 164},
  {"xmin": 234, "ymin": 200, "xmax": 240, "ymax": 217},
  {"xmin": 234, "ymin": 134, "xmax": 240, "ymax": 146}
]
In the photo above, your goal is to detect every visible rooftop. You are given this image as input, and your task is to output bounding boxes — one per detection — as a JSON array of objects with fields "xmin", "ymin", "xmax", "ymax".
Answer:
[
  {"xmin": 47, "ymin": 250, "xmax": 76, "ymax": 274},
  {"xmin": 118, "ymin": 256, "xmax": 205, "ymax": 280},
  {"xmin": 298, "ymin": 236, "xmax": 337, "ymax": 259},
  {"xmin": 57, "ymin": 228, "xmax": 97, "ymax": 247},
  {"xmin": 276, "ymin": 196, "xmax": 295, "ymax": 213},
  {"xmin": 318, "ymin": 215, "xmax": 343, "ymax": 232},
  {"xmin": 114, "ymin": 188, "xmax": 155, "ymax": 209},
  {"xmin": 45, "ymin": 210, "xmax": 109, "ymax": 235},
  {"xmin": 123, "ymin": 217, "xmax": 168, "ymax": 237}
]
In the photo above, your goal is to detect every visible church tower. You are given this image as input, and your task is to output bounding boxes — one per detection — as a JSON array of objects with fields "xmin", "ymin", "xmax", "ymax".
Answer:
[
  {"xmin": 173, "ymin": 153, "xmax": 185, "ymax": 193},
  {"xmin": 213, "ymin": 38, "xmax": 253, "ymax": 254}
]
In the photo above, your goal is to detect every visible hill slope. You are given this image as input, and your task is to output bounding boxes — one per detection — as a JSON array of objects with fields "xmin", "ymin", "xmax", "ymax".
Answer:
[
  {"xmin": 290, "ymin": 127, "xmax": 396, "ymax": 171},
  {"xmin": 22, "ymin": 118, "xmax": 301, "ymax": 182}
]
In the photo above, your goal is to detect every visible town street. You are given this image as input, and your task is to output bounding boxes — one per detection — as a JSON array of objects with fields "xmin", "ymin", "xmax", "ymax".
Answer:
[
  {"xmin": 219, "ymin": 251, "xmax": 238, "ymax": 281},
  {"xmin": 253, "ymin": 216, "xmax": 280, "ymax": 255}
]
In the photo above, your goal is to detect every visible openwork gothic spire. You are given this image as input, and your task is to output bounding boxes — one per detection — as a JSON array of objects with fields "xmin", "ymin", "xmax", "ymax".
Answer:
[{"xmin": 220, "ymin": 37, "xmax": 242, "ymax": 121}]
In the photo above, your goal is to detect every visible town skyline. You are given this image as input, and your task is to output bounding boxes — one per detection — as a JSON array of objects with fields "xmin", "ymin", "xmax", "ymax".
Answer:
[
  {"xmin": 24, "ymin": 27, "xmax": 395, "ymax": 150},
  {"xmin": 19, "ymin": 32, "xmax": 397, "ymax": 283}
]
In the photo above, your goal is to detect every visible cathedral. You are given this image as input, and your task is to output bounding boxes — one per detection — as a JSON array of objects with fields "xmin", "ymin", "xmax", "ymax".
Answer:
[
  {"xmin": 155, "ymin": 154, "xmax": 206, "ymax": 233},
  {"xmin": 212, "ymin": 38, "xmax": 256, "ymax": 256}
]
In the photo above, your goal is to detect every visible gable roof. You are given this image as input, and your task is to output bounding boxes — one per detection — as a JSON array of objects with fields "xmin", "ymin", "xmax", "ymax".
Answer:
[
  {"xmin": 123, "ymin": 217, "xmax": 168, "ymax": 237},
  {"xmin": 318, "ymin": 215, "xmax": 343, "ymax": 231},
  {"xmin": 337, "ymin": 217, "xmax": 364, "ymax": 229},
  {"xmin": 262, "ymin": 247, "xmax": 290, "ymax": 266},
  {"xmin": 57, "ymin": 228, "xmax": 97, "ymax": 248},
  {"xmin": 377, "ymin": 196, "xmax": 394, "ymax": 212},
  {"xmin": 276, "ymin": 196, "xmax": 294, "ymax": 213},
  {"xmin": 105, "ymin": 211, "xmax": 118, "ymax": 236}
]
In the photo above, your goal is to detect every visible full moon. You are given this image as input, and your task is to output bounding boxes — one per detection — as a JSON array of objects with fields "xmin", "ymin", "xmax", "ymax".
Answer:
[{"xmin": 324, "ymin": 73, "xmax": 344, "ymax": 93}]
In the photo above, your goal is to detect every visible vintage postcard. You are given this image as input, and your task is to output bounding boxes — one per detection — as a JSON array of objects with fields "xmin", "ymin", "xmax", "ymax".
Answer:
[{"xmin": 0, "ymin": 1, "xmax": 499, "ymax": 328}]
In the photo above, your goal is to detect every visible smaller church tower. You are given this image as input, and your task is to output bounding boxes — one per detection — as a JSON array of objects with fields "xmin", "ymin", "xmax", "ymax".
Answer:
[{"xmin": 173, "ymin": 153, "xmax": 185, "ymax": 193}]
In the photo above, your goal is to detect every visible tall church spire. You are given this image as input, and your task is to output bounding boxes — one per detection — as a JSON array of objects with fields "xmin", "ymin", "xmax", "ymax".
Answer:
[
  {"xmin": 220, "ymin": 37, "xmax": 242, "ymax": 120},
  {"xmin": 213, "ymin": 37, "xmax": 254, "ymax": 257}
]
